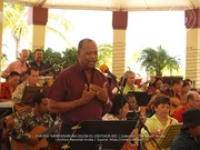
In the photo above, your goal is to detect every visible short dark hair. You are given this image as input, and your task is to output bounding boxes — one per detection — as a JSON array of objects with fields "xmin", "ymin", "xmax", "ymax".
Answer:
[
  {"xmin": 151, "ymin": 77, "xmax": 162, "ymax": 87},
  {"xmin": 109, "ymin": 94, "xmax": 127, "ymax": 115},
  {"xmin": 27, "ymin": 67, "xmax": 39, "ymax": 75},
  {"xmin": 184, "ymin": 78, "xmax": 192, "ymax": 84},
  {"xmin": 9, "ymin": 71, "xmax": 20, "ymax": 78},
  {"xmin": 34, "ymin": 49, "xmax": 43, "ymax": 54},
  {"xmin": 78, "ymin": 38, "xmax": 95, "ymax": 50},
  {"xmin": 153, "ymin": 94, "xmax": 171, "ymax": 107},
  {"xmin": 126, "ymin": 92, "xmax": 136, "ymax": 99},
  {"xmin": 32, "ymin": 92, "xmax": 47, "ymax": 105},
  {"xmin": 170, "ymin": 78, "xmax": 182, "ymax": 86},
  {"xmin": 182, "ymin": 80, "xmax": 190, "ymax": 88}
]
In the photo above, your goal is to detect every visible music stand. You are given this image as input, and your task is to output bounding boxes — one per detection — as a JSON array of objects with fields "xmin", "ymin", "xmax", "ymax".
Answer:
[
  {"xmin": 21, "ymin": 86, "xmax": 50, "ymax": 104},
  {"xmin": 0, "ymin": 101, "xmax": 14, "ymax": 119},
  {"xmin": 128, "ymin": 91, "xmax": 152, "ymax": 106},
  {"xmin": 157, "ymin": 123, "xmax": 182, "ymax": 149},
  {"xmin": 67, "ymin": 120, "xmax": 137, "ymax": 150}
]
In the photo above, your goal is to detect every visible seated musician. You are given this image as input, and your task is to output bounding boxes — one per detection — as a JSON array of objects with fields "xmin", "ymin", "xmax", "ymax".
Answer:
[
  {"xmin": 172, "ymin": 91, "xmax": 200, "ymax": 122},
  {"xmin": 141, "ymin": 94, "xmax": 178, "ymax": 143},
  {"xmin": 122, "ymin": 70, "xmax": 141, "ymax": 95},
  {"xmin": 0, "ymin": 71, "xmax": 20, "ymax": 100},
  {"xmin": 148, "ymin": 77, "xmax": 162, "ymax": 94},
  {"xmin": 162, "ymin": 78, "xmax": 183, "ymax": 115},
  {"xmin": 1, "ymin": 49, "xmax": 30, "ymax": 79},
  {"xmin": 102, "ymin": 94, "xmax": 129, "ymax": 120},
  {"xmin": 11, "ymin": 67, "xmax": 40, "ymax": 104},
  {"xmin": 126, "ymin": 92, "xmax": 138, "ymax": 111},
  {"xmin": 29, "ymin": 49, "xmax": 50, "ymax": 76},
  {"xmin": 180, "ymin": 80, "xmax": 191, "ymax": 105},
  {"xmin": 10, "ymin": 92, "xmax": 56, "ymax": 150}
]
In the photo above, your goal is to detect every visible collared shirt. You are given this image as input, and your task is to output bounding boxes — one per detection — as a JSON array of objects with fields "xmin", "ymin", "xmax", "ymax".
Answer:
[
  {"xmin": 29, "ymin": 60, "xmax": 49, "ymax": 76},
  {"xmin": 48, "ymin": 62, "xmax": 113, "ymax": 122},
  {"xmin": 2, "ymin": 60, "xmax": 28, "ymax": 75},
  {"xmin": 141, "ymin": 114, "xmax": 178, "ymax": 141},
  {"xmin": 171, "ymin": 130, "xmax": 200, "ymax": 150},
  {"xmin": 11, "ymin": 108, "xmax": 54, "ymax": 141},
  {"xmin": 11, "ymin": 80, "xmax": 40, "ymax": 103},
  {"xmin": 0, "ymin": 82, "xmax": 14, "ymax": 100},
  {"xmin": 123, "ymin": 84, "xmax": 141, "ymax": 95},
  {"xmin": 102, "ymin": 113, "xmax": 119, "ymax": 121}
]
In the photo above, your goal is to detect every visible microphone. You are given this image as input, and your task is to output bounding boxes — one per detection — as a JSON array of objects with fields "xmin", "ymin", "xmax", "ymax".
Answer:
[
  {"xmin": 99, "ymin": 64, "xmax": 119, "ymax": 83},
  {"xmin": 120, "ymin": 76, "xmax": 127, "ymax": 88}
]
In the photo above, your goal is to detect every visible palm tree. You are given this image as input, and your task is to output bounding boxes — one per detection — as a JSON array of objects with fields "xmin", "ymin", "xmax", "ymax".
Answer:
[
  {"xmin": 96, "ymin": 44, "xmax": 112, "ymax": 68},
  {"xmin": 137, "ymin": 45, "xmax": 180, "ymax": 76},
  {"xmin": 166, "ymin": 56, "xmax": 180, "ymax": 75},
  {"xmin": 3, "ymin": 3, "xmax": 73, "ymax": 58},
  {"xmin": 3, "ymin": 3, "xmax": 27, "ymax": 57}
]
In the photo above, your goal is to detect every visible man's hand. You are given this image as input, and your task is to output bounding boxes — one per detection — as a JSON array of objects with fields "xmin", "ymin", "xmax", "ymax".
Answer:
[
  {"xmin": 81, "ymin": 84, "xmax": 96, "ymax": 104},
  {"xmin": 90, "ymin": 82, "xmax": 109, "ymax": 103}
]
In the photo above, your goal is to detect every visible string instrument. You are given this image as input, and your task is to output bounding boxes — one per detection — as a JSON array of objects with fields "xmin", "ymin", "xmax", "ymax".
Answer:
[
  {"xmin": 0, "ymin": 107, "xmax": 32, "ymax": 132},
  {"xmin": 121, "ymin": 128, "xmax": 138, "ymax": 150},
  {"xmin": 10, "ymin": 124, "xmax": 60, "ymax": 150},
  {"xmin": 144, "ymin": 123, "xmax": 182, "ymax": 150},
  {"xmin": 20, "ymin": 64, "xmax": 60, "ymax": 82},
  {"xmin": 170, "ymin": 97, "xmax": 182, "ymax": 115},
  {"xmin": 14, "ymin": 103, "xmax": 33, "ymax": 112}
]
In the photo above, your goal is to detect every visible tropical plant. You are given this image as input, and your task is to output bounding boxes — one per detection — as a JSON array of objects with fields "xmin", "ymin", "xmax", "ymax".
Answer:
[
  {"xmin": 96, "ymin": 44, "xmax": 112, "ymax": 68},
  {"xmin": 3, "ymin": 3, "xmax": 73, "ymax": 58},
  {"xmin": 27, "ymin": 43, "xmax": 112, "ymax": 75},
  {"xmin": 62, "ymin": 47, "xmax": 78, "ymax": 69},
  {"xmin": 137, "ymin": 45, "xmax": 180, "ymax": 76},
  {"xmin": 3, "ymin": 3, "xmax": 28, "ymax": 57}
]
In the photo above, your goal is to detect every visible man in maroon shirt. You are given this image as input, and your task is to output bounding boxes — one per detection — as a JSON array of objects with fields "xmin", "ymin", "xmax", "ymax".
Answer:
[
  {"xmin": 48, "ymin": 39, "xmax": 113, "ymax": 149},
  {"xmin": 172, "ymin": 91, "xmax": 200, "ymax": 122}
]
